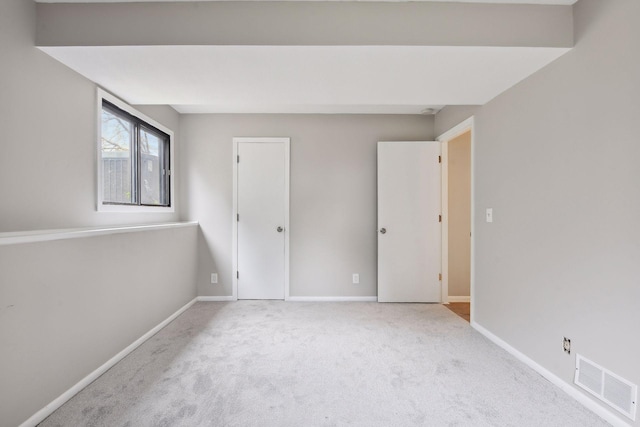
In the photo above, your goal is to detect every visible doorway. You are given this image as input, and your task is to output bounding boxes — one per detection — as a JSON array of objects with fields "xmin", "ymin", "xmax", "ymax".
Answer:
[
  {"xmin": 233, "ymin": 137, "xmax": 290, "ymax": 300},
  {"xmin": 438, "ymin": 118, "xmax": 474, "ymax": 323}
]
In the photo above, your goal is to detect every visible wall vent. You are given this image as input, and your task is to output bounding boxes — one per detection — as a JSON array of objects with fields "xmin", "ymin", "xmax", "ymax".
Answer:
[{"xmin": 575, "ymin": 354, "xmax": 637, "ymax": 421}]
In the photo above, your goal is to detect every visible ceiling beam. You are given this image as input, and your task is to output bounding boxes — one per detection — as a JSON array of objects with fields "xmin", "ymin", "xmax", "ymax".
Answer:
[{"xmin": 36, "ymin": 1, "xmax": 573, "ymax": 48}]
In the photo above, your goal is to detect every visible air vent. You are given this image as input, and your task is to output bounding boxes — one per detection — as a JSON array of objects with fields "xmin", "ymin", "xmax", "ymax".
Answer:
[{"xmin": 575, "ymin": 354, "xmax": 637, "ymax": 421}]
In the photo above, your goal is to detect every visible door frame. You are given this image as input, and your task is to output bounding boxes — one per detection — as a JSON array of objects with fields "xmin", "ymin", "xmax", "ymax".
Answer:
[
  {"xmin": 437, "ymin": 117, "xmax": 475, "ymax": 323},
  {"xmin": 232, "ymin": 137, "xmax": 291, "ymax": 301}
]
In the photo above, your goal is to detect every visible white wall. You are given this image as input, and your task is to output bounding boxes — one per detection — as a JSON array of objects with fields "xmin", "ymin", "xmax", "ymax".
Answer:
[
  {"xmin": 181, "ymin": 114, "xmax": 434, "ymax": 297},
  {"xmin": 436, "ymin": 0, "xmax": 640, "ymax": 423},
  {"xmin": 0, "ymin": 0, "xmax": 181, "ymax": 233}
]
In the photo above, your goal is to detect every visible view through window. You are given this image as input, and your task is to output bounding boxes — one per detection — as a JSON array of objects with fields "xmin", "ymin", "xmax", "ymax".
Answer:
[{"xmin": 100, "ymin": 101, "xmax": 170, "ymax": 207}]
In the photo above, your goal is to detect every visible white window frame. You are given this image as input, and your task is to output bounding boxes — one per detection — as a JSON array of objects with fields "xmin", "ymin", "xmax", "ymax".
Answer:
[{"xmin": 96, "ymin": 88, "xmax": 175, "ymax": 213}]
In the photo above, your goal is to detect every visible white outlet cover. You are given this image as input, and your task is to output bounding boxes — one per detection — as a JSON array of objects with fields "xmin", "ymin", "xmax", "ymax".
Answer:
[
  {"xmin": 352, "ymin": 274, "xmax": 360, "ymax": 284},
  {"xmin": 210, "ymin": 273, "xmax": 218, "ymax": 284}
]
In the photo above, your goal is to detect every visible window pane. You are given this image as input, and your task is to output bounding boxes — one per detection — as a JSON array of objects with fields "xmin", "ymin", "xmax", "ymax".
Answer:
[
  {"xmin": 139, "ymin": 127, "xmax": 167, "ymax": 206},
  {"xmin": 101, "ymin": 108, "xmax": 135, "ymax": 204}
]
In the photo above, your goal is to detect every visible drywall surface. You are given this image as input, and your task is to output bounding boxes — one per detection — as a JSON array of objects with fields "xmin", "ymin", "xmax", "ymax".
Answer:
[
  {"xmin": 447, "ymin": 131, "xmax": 471, "ymax": 297},
  {"xmin": 36, "ymin": 2, "xmax": 573, "ymax": 48},
  {"xmin": 181, "ymin": 114, "xmax": 433, "ymax": 297},
  {"xmin": 438, "ymin": 0, "xmax": 640, "ymax": 423},
  {"xmin": 435, "ymin": 105, "xmax": 481, "ymax": 138},
  {"xmin": 0, "ymin": 0, "xmax": 180, "ymax": 233},
  {"xmin": 0, "ymin": 225, "xmax": 198, "ymax": 427}
]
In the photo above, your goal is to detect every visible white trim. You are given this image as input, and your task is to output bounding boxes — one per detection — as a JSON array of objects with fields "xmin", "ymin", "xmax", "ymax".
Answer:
[
  {"xmin": 472, "ymin": 322, "xmax": 631, "ymax": 427},
  {"xmin": 284, "ymin": 141, "xmax": 291, "ymax": 300},
  {"xmin": 447, "ymin": 296, "xmax": 471, "ymax": 303},
  {"xmin": 196, "ymin": 296, "xmax": 236, "ymax": 302},
  {"xmin": 232, "ymin": 140, "xmax": 239, "ymax": 301},
  {"xmin": 437, "ymin": 117, "xmax": 475, "ymax": 323},
  {"xmin": 96, "ymin": 88, "xmax": 175, "ymax": 213},
  {"xmin": 287, "ymin": 296, "xmax": 378, "ymax": 302},
  {"xmin": 440, "ymin": 140, "xmax": 449, "ymax": 304},
  {"xmin": 0, "ymin": 221, "xmax": 198, "ymax": 246},
  {"xmin": 232, "ymin": 137, "xmax": 291, "ymax": 301},
  {"xmin": 18, "ymin": 297, "xmax": 198, "ymax": 427}
]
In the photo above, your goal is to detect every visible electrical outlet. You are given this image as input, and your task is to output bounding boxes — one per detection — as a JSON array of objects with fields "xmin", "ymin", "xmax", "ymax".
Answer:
[
  {"xmin": 563, "ymin": 337, "xmax": 571, "ymax": 354},
  {"xmin": 210, "ymin": 273, "xmax": 218, "ymax": 284},
  {"xmin": 352, "ymin": 274, "xmax": 360, "ymax": 284}
]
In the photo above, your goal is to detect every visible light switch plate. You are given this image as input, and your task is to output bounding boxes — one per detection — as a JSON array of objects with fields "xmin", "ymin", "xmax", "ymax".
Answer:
[{"xmin": 486, "ymin": 208, "xmax": 493, "ymax": 223}]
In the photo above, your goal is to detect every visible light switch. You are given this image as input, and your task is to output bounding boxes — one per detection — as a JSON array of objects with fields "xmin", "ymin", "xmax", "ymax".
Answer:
[{"xmin": 486, "ymin": 208, "xmax": 493, "ymax": 223}]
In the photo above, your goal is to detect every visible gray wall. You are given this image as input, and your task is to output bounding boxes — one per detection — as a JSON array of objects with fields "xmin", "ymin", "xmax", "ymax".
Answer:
[
  {"xmin": 36, "ymin": 1, "xmax": 573, "ymax": 48},
  {"xmin": 435, "ymin": 106, "xmax": 481, "ymax": 139},
  {"xmin": 0, "ymin": 0, "xmax": 181, "ymax": 233},
  {"xmin": 181, "ymin": 114, "xmax": 434, "ymax": 297},
  {"xmin": 436, "ymin": 0, "xmax": 640, "ymax": 422},
  {"xmin": 0, "ymin": 227, "xmax": 198, "ymax": 427},
  {"xmin": 0, "ymin": 2, "xmax": 198, "ymax": 425}
]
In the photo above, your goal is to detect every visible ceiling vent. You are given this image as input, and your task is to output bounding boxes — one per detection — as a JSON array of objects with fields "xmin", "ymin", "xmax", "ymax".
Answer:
[{"xmin": 574, "ymin": 354, "xmax": 637, "ymax": 421}]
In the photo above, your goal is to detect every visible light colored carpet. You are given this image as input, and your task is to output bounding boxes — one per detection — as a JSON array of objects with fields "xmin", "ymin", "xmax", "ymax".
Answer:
[{"xmin": 40, "ymin": 302, "xmax": 608, "ymax": 427}]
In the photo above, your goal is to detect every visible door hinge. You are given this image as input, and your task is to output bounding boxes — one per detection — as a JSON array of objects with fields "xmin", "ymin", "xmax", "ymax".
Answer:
[
  {"xmin": 439, "ymin": 273, "xmax": 442, "ymax": 281},
  {"xmin": 237, "ymin": 271, "xmax": 239, "ymax": 279},
  {"xmin": 237, "ymin": 213, "xmax": 239, "ymax": 222},
  {"xmin": 439, "ymin": 215, "xmax": 442, "ymax": 222},
  {"xmin": 237, "ymin": 155, "xmax": 240, "ymax": 163},
  {"xmin": 438, "ymin": 155, "xmax": 442, "ymax": 163}
]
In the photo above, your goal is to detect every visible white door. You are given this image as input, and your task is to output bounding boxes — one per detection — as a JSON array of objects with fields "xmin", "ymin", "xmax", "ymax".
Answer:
[
  {"xmin": 377, "ymin": 141, "xmax": 441, "ymax": 302},
  {"xmin": 235, "ymin": 138, "xmax": 289, "ymax": 300}
]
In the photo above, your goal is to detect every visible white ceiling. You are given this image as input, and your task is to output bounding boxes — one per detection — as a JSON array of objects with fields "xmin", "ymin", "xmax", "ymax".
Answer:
[
  {"xmin": 36, "ymin": 0, "xmax": 578, "ymax": 4},
  {"xmin": 41, "ymin": 45, "xmax": 569, "ymax": 114}
]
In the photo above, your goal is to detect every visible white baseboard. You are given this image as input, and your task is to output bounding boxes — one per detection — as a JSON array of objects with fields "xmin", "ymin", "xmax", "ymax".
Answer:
[
  {"xmin": 19, "ymin": 297, "xmax": 198, "ymax": 427},
  {"xmin": 472, "ymin": 321, "xmax": 630, "ymax": 427},
  {"xmin": 197, "ymin": 295, "xmax": 236, "ymax": 302},
  {"xmin": 447, "ymin": 296, "xmax": 470, "ymax": 303},
  {"xmin": 287, "ymin": 296, "xmax": 378, "ymax": 302}
]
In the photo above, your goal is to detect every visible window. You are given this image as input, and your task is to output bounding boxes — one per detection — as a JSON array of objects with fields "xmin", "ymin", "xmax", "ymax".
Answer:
[{"xmin": 97, "ymin": 90, "xmax": 174, "ymax": 211}]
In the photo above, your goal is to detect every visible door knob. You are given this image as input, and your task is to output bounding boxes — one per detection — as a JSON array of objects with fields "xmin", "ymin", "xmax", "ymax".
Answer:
[
  {"xmin": 379, "ymin": 228, "xmax": 386, "ymax": 234},
  {"xmin": 277, "ymin": 226, "xmax": 284, "ymax": 232}
]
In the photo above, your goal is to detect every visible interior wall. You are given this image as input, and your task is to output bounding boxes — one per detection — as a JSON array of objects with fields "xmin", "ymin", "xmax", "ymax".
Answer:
[
  {"xmin": 0, "ymin": 225, "xmax": 198, "ymax": 427},
  {"xmin": 447, "ymin": 131, "xmax": 471, "ymax": 297},
  {"xmin": 435, "ymin": 106, "xmax": 481, "ymax": 138},
  {"xmin": 436, "ymin": 1, "xmax": 640, "ymax": 423},
  {"xmin": 181, "ymin": 114, "xmax": 434, "ymax": 297},
  {"xmin": 0, "ymin": 0, "xmax": 181, "ymax": 233},
  {"xmin": 0, "ymin": 3, "xmax": 198, "ymax": 425}
]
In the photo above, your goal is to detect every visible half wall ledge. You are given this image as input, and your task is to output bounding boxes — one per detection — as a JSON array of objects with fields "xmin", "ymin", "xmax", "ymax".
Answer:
[{"xmin": 0, "ymin": 221, "xmax": 198, "ymax": 246}]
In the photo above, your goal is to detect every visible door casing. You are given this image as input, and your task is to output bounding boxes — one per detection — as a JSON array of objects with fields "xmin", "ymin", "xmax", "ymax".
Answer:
[{"xmin": 437, "ymin": 117, "xmax": 475, "ymax": 322}]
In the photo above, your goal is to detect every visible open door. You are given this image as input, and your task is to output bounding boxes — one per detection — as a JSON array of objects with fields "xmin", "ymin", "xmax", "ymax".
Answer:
[{"xmin": 377, "ymin": 141, "xmax": 441, "ymax": 302}]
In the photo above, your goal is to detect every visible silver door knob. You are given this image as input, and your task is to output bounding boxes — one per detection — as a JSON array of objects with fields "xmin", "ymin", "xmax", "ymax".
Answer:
[
  {"xmin": 379, "ymin": 228, "xmax": 386, "ymax": 234},
  {"xmin": 277, "ymin": 226, "xmax": 284, "ymax": 232}
]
